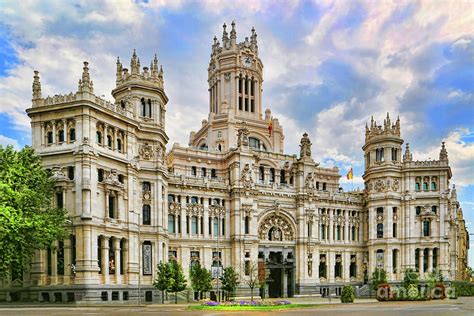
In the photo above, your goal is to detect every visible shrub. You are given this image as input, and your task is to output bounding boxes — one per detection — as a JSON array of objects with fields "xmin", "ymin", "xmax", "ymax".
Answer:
[
  {"xmin": 407, "ymin": 284, "xmax": 419, "ymax": 300},
  {"xmin": 403, "ymin": 268, "xmax": 419, "ymax": 289},
  {"xmin": 451, "ymin": 281, "xmax": 474, "ymax": 296},
  {"xmin": 372, "ymin": 268, "xmax": 387, "ymax": 291},
  {"xmin": 341, "ymin": 285, "xmax": 355, "ymax": 303}
]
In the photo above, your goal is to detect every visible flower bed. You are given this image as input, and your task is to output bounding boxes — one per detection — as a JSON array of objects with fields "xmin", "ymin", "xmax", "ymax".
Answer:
[{"xmin": 202, "ymin": 299, "xmax": 291, "ymax": 306}]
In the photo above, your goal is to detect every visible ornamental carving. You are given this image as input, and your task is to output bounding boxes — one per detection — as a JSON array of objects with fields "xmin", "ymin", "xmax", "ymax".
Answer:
[
  {"xmin": 142, "ymin": 191, "xmax": 151, "ymax": 203},
  {"xmin": 242, "ymin": 204, "xmax": 254, "ymax": 218},
  {"xmin": 374, "ymin": 179, "xmax": 385, "ymax": 192},
  {"xmin": 305, "ymin": 209, "xmax": 315, "ymax": 223},
  {"xmin": 258, "ymin": 214, "xmax": 294, "ymax": 241},
  {"xmin": 103, "ymin": 169, "xmax": 122, "ymax": 186},
  {"xmin": 305, "ymin": 173, "xmax": 315, "ymax": 189},
  {"xmin": 237, "ymin": 123, "xmax": 250, "ymax": 148},
  {"xmin": 186, "ymin": 203, "xmax": 204, "ymax": 216},
  {"xmin": 376, "ymin": 214, "xmax": 384, "ymax": 223},
  {"xmin": 209, "ymin": 205, "xmax": 226, "ymax": 217},
  {"xmin": 139, "ymin": 143, "xmax": 154, "ymax": 160},
  {"xmin": 240, "ymin": 163, "xmax": 253, "ymax": 188},
  {"xmin": 392, "ymin": 178, "xmax": 400, "ymax": 191},
  {"xmin": 51, "ymin": 166, "xmax": 67, "ymax": 181},
  {"xmin": 168, "ymin": 202, "xmax": 181, "ymax": 215}
]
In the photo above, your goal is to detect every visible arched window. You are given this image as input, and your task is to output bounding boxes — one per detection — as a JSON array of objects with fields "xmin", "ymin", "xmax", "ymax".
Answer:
[
  {"xmin": 423, "ymin": 182, "xmax": 428, "ymax": 190},
  {"xmin": 191, "ymin": 196, "xmax": 198, "ymax": 204},
  {"xmin": 143, "ymin": 205, "xmax": 151, "ymax": 225},
  {"xmin": 244, "ymin": 216, "xmax": 250, "ymax": 234},
  {"xmin": 107, "ymin": 135, "xmax": 112, "ymax": 148},
  {"xmin": 415, "ymin": 182, "xmax": 420, "ymax": 191},
  {"xmin": 120, "ymin": 100, "xmax": 125, "ymax": 110},
  {"xmin": 249, "ymin": 137, "xmax": 260, "ymax": 150},
  {"xmin": 58, "ymin": 130, "xmax": 65, "ymax": 142},
  {"xmin": 117, "ymin": 139, "xmax": 122, "ymax": 152},
  {"xmin": 213, "ymin": 217, "xmax": 219, "ymax": 237},
  {"xmin": 142, "ymin": 181, "xmax": 151, "ymax": 191},
  {"xmin": 199, "ymin": 143, "xmax": 208, "ymax": 150},
  {"xmin": 96, "ymin": 131, "xmax": 102, "ymax": 144},
  {"xmin": 377, "ymin": 223, "xmax": 384, "ymax": 238},
  {"xmin": 68, "ymin": 166, "xmax": 75, "ymax": 180},
  {"xmin": 147, "ymin": 99, "xmax": 152, "ymax": 118},
  {"xmin": 47, "ymin": 131, "xmax": 53, "ymax": 144},
  {"xmin": 351, "ymin": 226, "xmax": 356, "ymax": 241},
  {"xmin": 280, "ymin": 170, "xmax": 286, "ymax": 184},
  {"xmin": 259, "ymin": 166, "xmax": 265, "ymax": 182},
  {"xmin": 69, "ymin": 128, "xmax": 76, "ymax": 142},
  {"xmin": 168, "ymin": 194, "xmax": 175, "ymax": 202},
  {"xmin": 415, "ymin": 206, "xmax": 421, "ymax": 215},
  {"xmin": 431, "ymin": 206, "xmax": 437, "ymax": 214},
  {"xmin": 431, "ymin": 182, "xmax": 437, "ymax": 190},
  {"xmin": 269, "ymin": 168, "xmax": 275, "ymax": 183},
  {"xmin": 141, "ymin": 98, "xmax": 146, "ymax": 117},
  {"xmin": 393, "ymin": 223, "xmax": 397, "ymax": 238}
]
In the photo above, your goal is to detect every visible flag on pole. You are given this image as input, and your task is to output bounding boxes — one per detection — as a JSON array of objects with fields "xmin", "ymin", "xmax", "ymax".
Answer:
[
  {"xmin": 267, "ymin": 117, "xmax": 273, "ymax": 136},
  {"xmin": 346, "ymin": 167, "xmax": 353, "ymax": 180}
]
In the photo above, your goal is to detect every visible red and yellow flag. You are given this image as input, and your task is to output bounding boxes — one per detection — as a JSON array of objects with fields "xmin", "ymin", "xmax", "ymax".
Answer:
[{"xmin": 346, "ymin": 167, "xmax": 353, "ymax": 180}]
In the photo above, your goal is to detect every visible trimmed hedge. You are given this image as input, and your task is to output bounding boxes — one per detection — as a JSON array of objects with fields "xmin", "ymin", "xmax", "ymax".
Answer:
[
  {"xmin": 341, "ymin": 285, "xmax": 355, "ymax": 303},
  {"xmin": 451, "ymin": 281, "xmax": 474, "ymax": 296}
]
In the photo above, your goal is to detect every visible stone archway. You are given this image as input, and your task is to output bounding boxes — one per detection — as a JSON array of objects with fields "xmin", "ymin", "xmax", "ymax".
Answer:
[{"xmin": 258, "ymin": 213, "xmax": 294, "ymax": 241}]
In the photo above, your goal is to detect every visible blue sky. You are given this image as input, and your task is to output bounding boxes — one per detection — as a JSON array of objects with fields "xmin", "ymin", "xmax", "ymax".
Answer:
[{"xmin": 0, "ymin": 0, "xmax": 473, "ymax": 263}]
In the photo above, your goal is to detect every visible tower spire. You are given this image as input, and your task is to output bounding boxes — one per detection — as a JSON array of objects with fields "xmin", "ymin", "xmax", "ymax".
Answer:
[
  {"xmin": 116, "ymin": 57, "xmax": 123, "ymax": 84},
  {"xmin": 230, "ymin": 21, "xmax": 236, "ymax": 46},
  {"xmin": 78, "ymin": 61, "xmax": 93, "ymax": 93},
  {"xmin": 131, "ymin": 49, "xmax": 139, "ymax": 75},
  {"xmin": 250, "ymin": 26, "xmax": 258, "ymax": 52},
  {"xmin": 403, "ymin": 143, "xmax": 412, "ymax": 162},
  {"xmin": 222, "ymin": 23, "xmax": 229, "ymax": 47},
  {"xmin": 439, "ymin": 141, "xmax": 449, "ymax": 163},
  {"xmin": 32, "ymin": 70, "xmax": 42, "ymax": 100}
]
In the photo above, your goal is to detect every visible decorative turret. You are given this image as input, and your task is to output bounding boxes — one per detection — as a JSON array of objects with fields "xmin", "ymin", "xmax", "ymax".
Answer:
[
  {"xmin": 116, "ymin": 57, "xmax": 123, "ymax": 84},
  {"xmin": 300, "ymin": 133, "xmax": 312, "ymax": 159},
  {"xmin": 439, "ymin": 141, "xmax": 449, "ymax": 163},
  {"xmin": 78, "ymin": 61, "xmax": 93, "ymax": 93},
  {"xmin": 403, "ymin": 143, "xmax": 413, "ymax": 162},
  {"xmin": 250, "ymin": 27, "xmax": 258, "ymax": 52},
  {"xmin": 130, "ymin": 49, "xmax": 140, "ymax": 75},
  {"xmin": 32, "ymin": 70, "xmax": 42, "ymax": 100},
  {"xmin": 222, "ymin": 23, "xmax": 229, "ymax": 48},
  {"xmin": 230, "ymin": 21, "xmax": 237, "ymax": 46},
  {"xmin": 365, "ymin": 112, "xmax": 400, "ymax": 142}
]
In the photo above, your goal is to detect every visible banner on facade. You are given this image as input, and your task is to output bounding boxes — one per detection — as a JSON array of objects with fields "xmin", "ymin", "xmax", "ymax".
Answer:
[
  {"xmin": 211, "ymin": 266, "xmax": 222, "ymax": 279},
  {"xmin": 376, "ymin": 251, "xmax": 384, "ymax": 269},
  {"xmin": 143, "ymin": 243, "xmax": 152, "ymax": 275}
]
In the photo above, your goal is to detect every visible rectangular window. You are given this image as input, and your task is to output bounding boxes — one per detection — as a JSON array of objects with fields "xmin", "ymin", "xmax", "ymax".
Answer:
[
  {"xmin": 108, "ymin": 195, "xmax": 115, "ymax": 218},
  {"xmin": 239, "ymin": 96, "xmax": 242, "ymax": 110},
  {"xmin": 351, "ymin": 226, "xmax": 356, "ymax": 241},
  {"xmin": 213, "ymin": 218, "xmax": 218, "ymax": 237},
  {"xmin": 191, "ymin": 216, "xmax": 198, "ymax": 234},
  {"xmin": 245, "ymin": 98, "xmax": 248, "ymax": 111},
  {"xmin": 393, "ymin": 223, "xmax": 397, "ymax": 238},
  {"xmin": 168, "ymin": 250, "xmax": 177, "ymax": 261},
  {"xmin": 222, "ymin": 218, "xmax": 225, "ymax": 236},
  {"xmin": 392, "ymin": 148, "xmax": 398, "ymax": 161},
  {"xmin": 68, "ymin": 166, "xmax": 75, "ymax": 180},
  {"xmin": 423, "ymin": 221, "xmax": 430, "ymax": 237},
  {"xmin": 191, "ymin": 166, "xmax": 197, "ymax": 176},
  {"xmin": 211, "ymin": 169, "xmax": 217, "ymax": 179},
  {"xmin": 250, "ymin": 99, "xmax": 255, "ymax": 112},
  {"xmin": 431, "ymin": 206, "xmax": 437, "ymax": 214},
  {"xmin": 392, "ymin": 250, "xmax": 398, "ymax": 274},
  {"xmin": 319, "ymin": 255, "xmax": 327, "ymax": 278},
  {"xmin": 349, "ymin": 255, "xmax": 356, "ymax": 278},
  {"xmin": 322, "ymin": 182, "xmax": 327, "ymax": 191},
  {"xmin": 56, "ymin": 192, "xmax": 63, "ymax": 209},
  {"xmin": 143, "ymin": 205, "xmax": 151, "ymax": 225},
  {"xmin": 201, "ymin": 168, "xmax": 206, "ymax": 178},
  {"xmin": 168, "ymin": 215, "xmax": 175, "ymax": 233},
  {"xmin": 321, "ymin": 224, "xmax": 326, "ymax": 240},
  {"xmin": 142, "ymin": 181, "xmax": 151, "ymax": 192},
  {"xmin": 377, "ymin": 223, "xmax": 384, "ymax": 238}
]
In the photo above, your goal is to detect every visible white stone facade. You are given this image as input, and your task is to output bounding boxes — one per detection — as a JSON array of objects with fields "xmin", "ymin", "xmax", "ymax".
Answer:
[{"xmin": 0, "ymin": 23, "xmax": 468, "ymax": 303}]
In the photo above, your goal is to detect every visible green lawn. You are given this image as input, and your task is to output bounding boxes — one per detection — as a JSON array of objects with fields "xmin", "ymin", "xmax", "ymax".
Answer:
[{"xmin": 188, "ymin": 303, "xmax": 326, "ymax": 311}]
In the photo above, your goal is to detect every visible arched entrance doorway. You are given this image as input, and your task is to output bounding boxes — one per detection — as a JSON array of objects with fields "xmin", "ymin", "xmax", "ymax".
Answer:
[{"xmin": 257, "ymin": 212, "xmax": 296, "ymax": 298}]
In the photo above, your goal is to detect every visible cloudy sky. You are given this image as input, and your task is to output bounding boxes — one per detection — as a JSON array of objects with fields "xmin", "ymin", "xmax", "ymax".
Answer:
[{"xmin": 1, "ymin": 0, "xmax": 473, "ymax": 263}]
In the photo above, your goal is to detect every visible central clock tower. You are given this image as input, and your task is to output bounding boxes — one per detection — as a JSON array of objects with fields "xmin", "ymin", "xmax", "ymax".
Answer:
[
  {"xmin": 208, "ymin": 21, "xmax": 263, "ymax": 119},
  {"xmin": 188, "ymin": 22, "xmax": 284, "ymax": 153}
]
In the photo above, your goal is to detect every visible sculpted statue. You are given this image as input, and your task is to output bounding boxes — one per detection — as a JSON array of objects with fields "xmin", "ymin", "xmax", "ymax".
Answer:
[
  {"xmin": 299, "ymin": 132, "xmax": 312, "ymax": 158},
  {"xmin": 237, "ymin": 122, "xmax": 250, "ymax": 148},
  {"xmin": 240, "ymin": 163, "xmax": 253, "ymax": 188}
]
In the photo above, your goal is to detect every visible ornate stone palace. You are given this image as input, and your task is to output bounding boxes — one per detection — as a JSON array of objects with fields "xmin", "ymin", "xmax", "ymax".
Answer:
[{"xmin": 1, "ymin": 22, "xmax": 469, "ymax": 303}]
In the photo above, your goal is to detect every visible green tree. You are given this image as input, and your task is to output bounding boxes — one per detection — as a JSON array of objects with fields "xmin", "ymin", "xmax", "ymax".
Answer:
[
  {"xmin": 403, "ymin": 268, "xmax": 419, "ymax": 289},
  {"xmin": 371, "ymin": 267, "xmax": 387, "ymax": 290},
  {"xmin": 220, "ymin": 266, "xmax": 239, "ymax": 301},
  {"xmin": 153, "ymin": 261, "xmax": 172, "ymax": 303},
  {"xmin": 0, "ymin": 145, "xmax": 68, "ymax": 279},
  {"xmin": 244, "ymin": 261, "xmax": 260, "ymax": 301},
  {"xmin": 169, "ymin": 260, "xmax": 187, "ymax": 304},
  {"xmin": 189, "ymin": 262, "xmax": 212, "ymax": 300}
]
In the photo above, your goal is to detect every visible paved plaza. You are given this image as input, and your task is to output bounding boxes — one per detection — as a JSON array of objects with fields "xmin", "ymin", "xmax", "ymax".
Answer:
[{"xmin": 0, "ymin": 297, "xmax": 473, "ymax": 315}]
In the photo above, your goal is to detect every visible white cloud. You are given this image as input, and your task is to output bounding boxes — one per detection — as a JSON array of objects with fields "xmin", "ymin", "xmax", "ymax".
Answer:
[{"xmin": 0, "ymin": 135, "xmax": 20, "ymax": 149}]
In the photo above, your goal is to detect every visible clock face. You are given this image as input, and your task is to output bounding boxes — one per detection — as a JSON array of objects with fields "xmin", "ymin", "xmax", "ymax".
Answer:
[{"xmin": 242, "ymin": 56, "xmax": 252, "ymax": 68}]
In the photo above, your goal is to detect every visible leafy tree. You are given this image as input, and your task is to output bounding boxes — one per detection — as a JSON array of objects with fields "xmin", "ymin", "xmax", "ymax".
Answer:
[
  {"xmin": 189, "ymin": 262, "xmax": 212, "ymax": 300},
  {"xmin": 244, "ymin": 261, "xmax": 260, "ymax": 301},
  {"xmin": 0, "ymin": 145, "xmax": 68, "ymax": 279},
  {"xmin": 403, "ymin": 268, "xmax": 419, "ymax": 289},
  {"xmin": 341, "ymin": 285, "xmax": 355, "ymax": 303},
  {"xmin": 371, "ymin": 267, "xmax": 387, "ymax": 290},
  {"xmin": 153, "ymin": 261, "xmax": 172, "ymax": 303},
  {"xmin": 169, "ymin": 260, "xmax": 187, "ymax": 304},
  {"xmin": 220, "ymin": 266, "xmax": 239, "ymax": 301}
]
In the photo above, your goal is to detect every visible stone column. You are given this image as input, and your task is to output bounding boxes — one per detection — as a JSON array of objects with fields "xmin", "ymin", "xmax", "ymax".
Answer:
[
  {"xmin": 428, "ymin": 248, "xmax": 433, "ymax": 273},
  {"xmin": 51, "ymin": 240, "xmax": 58, "ymax": 285},
  {"xmin": 328, "ymin": 250, "xmax": 334, "ymax": 282},
  {"xmin": 63, "ymin": 238, "xmax": 71, "ymax": 284},
  {"xmin": 180, "ymin": 198, "xmax": 186, "ymax": 238},
  {"xmin": 105, "ymin": 191, "xmax": 109, "ymax": 218},
  {"xmin": 314, "ymin": 249, "xmax": 320, "ymax": 281},
  {"xmin": 101, "ymin": 236, "xmax": 109, "ymax": 284},
  {"xmin": 418, "ymin": 249, "xmax": 423, "ymax": 275},
  {"xmin": 203, "ymin": 199, "xmax": 209, "ymax": 238},
  {"xmin": 114, "ymin": 238, "xmax": 121, "ymax": 284},
  {"xmin": 52, "ymin": 121, "xmax": 56, "ymax": 144},
  {"xmin": 282, "ymin": 268, "xmax": 288, "ymax": 298},
  {"xmin": 41, "ymin": 123, "xmax": 45, "ymax": 146}
]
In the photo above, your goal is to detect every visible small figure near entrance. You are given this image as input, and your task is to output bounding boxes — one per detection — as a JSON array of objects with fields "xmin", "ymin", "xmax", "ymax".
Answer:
[{"xmin": 269, "ymin": 226, "xmax": 282, "ymax": 241}]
